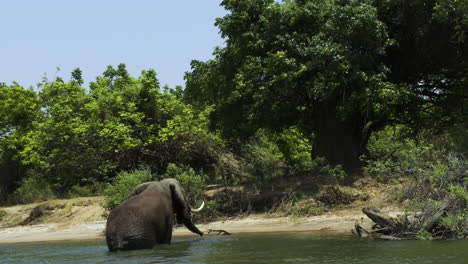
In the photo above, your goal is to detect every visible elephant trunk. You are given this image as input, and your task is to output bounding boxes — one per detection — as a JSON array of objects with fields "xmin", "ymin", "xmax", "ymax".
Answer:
[{"xmin": 184, "ymin": 220, "xmax": 203, "ymax": 236}]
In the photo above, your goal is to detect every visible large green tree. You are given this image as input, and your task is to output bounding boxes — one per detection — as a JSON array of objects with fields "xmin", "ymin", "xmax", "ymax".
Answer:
[
  {"xmin": 17, "ymin": 64, "xmax": 221, "ymax": 191},
  {"xmin": 184, "ymin": 0, "xmax": 467, "ymax": 171},
  {"xmin": 0, "ymin": 83, "xmax": 40, "ymax": 197},
  {"xmin": 374, "ymin": 0, "xmax": 467, "ymax": 133}
]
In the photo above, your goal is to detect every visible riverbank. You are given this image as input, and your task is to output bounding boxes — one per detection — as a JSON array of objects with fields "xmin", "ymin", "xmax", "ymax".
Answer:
[
  {"xmin": 0, "ymin": 210, "xmax": 400, "ymax": 244},
  {"xmin": 0, "ymin": 180, "xmax": 402, "ymax": 244},
  {"xmin": 0, "ymin": 198, "xmax": 401, "ymax": 244}
]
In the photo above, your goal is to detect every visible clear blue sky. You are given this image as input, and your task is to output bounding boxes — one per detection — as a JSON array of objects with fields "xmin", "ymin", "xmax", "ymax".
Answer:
[{"xmin": 0, "ymin": 0, "xmax": 227, "ymax": 88}]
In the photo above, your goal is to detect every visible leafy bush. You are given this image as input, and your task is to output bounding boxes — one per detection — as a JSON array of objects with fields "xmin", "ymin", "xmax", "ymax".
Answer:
[
  {"xmin": 104, "ymin": 168, "xmax": 153, "ymax": 209},
  {"xmin": 12, "ymin": 173, "xmax": 55, "ymax": 204},
  {"xmin": 438, "ymin": 211, "xmax": 468, "ymax": 239},
  {"xmin": 68, "ymin": 182, "xmax": 106, "ymax": 198},
  {"xmin": 272, "ymin": 193, "xmax": 325, "ymax": 217},
  {"xmin": 0, "ymin": 210, "xmax": 7, "ymax": 220},
  {"xmin": 316, "ymin": 185, "xmax": 368, "ymax": 206},
  {"xmin": 271, "ymin": 127, "xmax": 313, "ymax": 172},
  {"xmin": 165, "ymin": 163, "xmax": 205, "ymax": 206},
  {"xmin": 200, "ymin": 186, "xmax": 251, "ymax": 220},
  {"xmin": 311, "ymin": 158, "xmax": 347, "ymax": 185},
  {"xmin": 388, "ymin": 152, "xmax": 468, "ymax": 239},
  {"xmin": 365, "ymin": 126, "xmax": 445, "ymax": 180},
  {"xmin": 240, "ymin": 131, "xmax": 287, "ymax": 184}
]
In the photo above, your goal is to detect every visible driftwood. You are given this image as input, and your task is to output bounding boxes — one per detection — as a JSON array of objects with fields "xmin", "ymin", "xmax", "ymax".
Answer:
[
  {"xmin": 353, "ymin": 201, "xmax": 454, "ymax": 240},
  {"xmin": 207, "ymin": 229, "xmax": 232, "ymax": 235},
  {"xmin": 19, "ymin": 206, "xmax": 45, "ymax": 226},
  {"xmin": 420, "ymin": 202, "xmax": 451, "ymax": 232}
]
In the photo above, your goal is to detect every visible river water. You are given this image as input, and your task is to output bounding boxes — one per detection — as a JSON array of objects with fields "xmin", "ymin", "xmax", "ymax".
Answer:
[{"xmin": 1, "ymin": 232, "xmax": 467, "ymax": 264}]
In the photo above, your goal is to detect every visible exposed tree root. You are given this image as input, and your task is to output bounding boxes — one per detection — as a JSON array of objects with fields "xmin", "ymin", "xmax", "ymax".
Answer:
[{"xmin": 353, "ymin": 200, "xmax": 459, "ymax": 240}]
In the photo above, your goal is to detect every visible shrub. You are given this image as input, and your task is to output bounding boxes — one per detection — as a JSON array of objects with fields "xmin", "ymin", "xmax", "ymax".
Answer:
[
  {"xmin": 0, "ymin": 210, "xmax": 7, "ymax": 220},
  {"xmin": 316, "ymin": 185, "xmax": 367, "ymax": 206},
  {"xmin": 438, "ymin": 211, "xmax": 468, "ymax": 239},
  {"xmin": 273, "ymin": 195, "xmax": 326, "ymax": 217},
  {"xmin": 68, "ymin": 185, "xmax": 94, "ymax": 198},
  {"xmin": 365, "ymin": 126, "xmax": 444, "ymax": 180},
  {"xmin": 68, "ymin": 182, "xmax": 107, "ymax": 198},
  {"xmin": 12, "ymin": 173, "xmax": 55, "ymax": 204},
  {"xmin": 165, "ymin": 163, "xmax": 205, "ymax": 205},
  {"xmin": 104, "ymin": 168, "xmax": 154, "ymax": 209},
  {"xmin": 272, "ymin": 127, "xmax": 313, "ymax": 172},
  {"xmin": 313, "ymin": 158, "xmax": 347, "ymax": 185},
  {"xmin": 240, "ymin": 132, "xmax": 287, "ymax": 184},
  {"xmin": 390, "ymin": 152, "xmax": 468, "ymax": 239}
]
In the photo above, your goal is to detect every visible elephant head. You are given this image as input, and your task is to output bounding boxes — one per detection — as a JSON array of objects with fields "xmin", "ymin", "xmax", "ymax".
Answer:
[{"xmin": 167, "ymin": 179, "xmax": 204, "ymax": 236}]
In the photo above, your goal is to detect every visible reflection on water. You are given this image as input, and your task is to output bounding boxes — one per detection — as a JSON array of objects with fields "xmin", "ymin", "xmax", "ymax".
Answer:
[{"xmin": 1, "ymin": 232, "xmax": 467, "ymax": 264}]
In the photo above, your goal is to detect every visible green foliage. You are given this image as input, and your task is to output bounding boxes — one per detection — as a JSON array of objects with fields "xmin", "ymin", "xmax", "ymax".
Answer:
[
  {"xmin": 184, "ymin": 0, "xmax": 393, "ymax": 169},
  {"xmin": 439, "ymin": 211, "xmax": 468, "ymax": 237},
  {"xmin": 373, "ymin": 140, "xmax": 468, "ymax": 239},
  {"xmin": 104, "ymin": 168, "xmax": 154, "ymax": 209},
  {"xmin": 449, "ymin": 185, "xmax": 468, "ymax": 202},
  {"xmin": 0, "ymin": 84, "xmax": 39, "ymax": 134},
  {"xmin": 416, "ymin": 230, "xmax": 434, "ymax": 240},
  {"xmin": 273, "ymin": 194, "xmax": 326, "ymax": 217},
  {"xmin": 312, "ymin": 158, "xmax": 348, "ymax": 185},
  {"xmin": 269, "ymin": 127, "xmax": 313, "ymax": 172},
  {"xmin": 165, "ymin": 163, "xmax": 206, "ymax": 205},
  {"xmin": 316, "ymin": 185, "xmax": 367, "ymax": 206},
  {"xmin": 12, "ymin": 173, "xmax": 55, "ymax": 204},
  {"xmin": 185, "ymin": 0, "xmax": 466, "ymax": 171},
  {"xmin": 0, "ymin": 84, "xmax": 41, "ymax": 198},
  {"xmin": 240, "ymin": 131, "xmax": 287, "ymax": 183},
  {"xmin": 0, "ymin": 0, "xmax": 465, "ymax": 223},
  {"xmin": 0, "ymin": 210, "xmax": 7, "ymax": 220},
  {"xmin": 68, "ymin": 182, "xmax": 106, "ymax": 198},
  {"xmin": 1, "ymin": 64, "xmax": 224, "ymax": 200},
  {"xmin": 366, "ymin": 126, "xmax": 430, "ymax": 177}
]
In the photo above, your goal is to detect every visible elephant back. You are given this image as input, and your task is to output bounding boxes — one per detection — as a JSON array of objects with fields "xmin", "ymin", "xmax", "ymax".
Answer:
[
  {"xmin": 105, "ymin": 187, "xmax": 174, "ymax": 251},
  {"xmin": 106, "ymin": 200, "xmax": 156, "ymax": 250}
]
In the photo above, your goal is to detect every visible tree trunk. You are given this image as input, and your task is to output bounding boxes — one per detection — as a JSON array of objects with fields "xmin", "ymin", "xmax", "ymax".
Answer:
[{"xmin": 312, "ymin": 103, "xmax": 366, "ymax": 172}]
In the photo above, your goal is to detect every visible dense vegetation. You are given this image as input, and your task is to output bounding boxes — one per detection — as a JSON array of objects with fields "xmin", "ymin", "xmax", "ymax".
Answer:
[{"xmin": 0, "ymin": 0, "xmax": 466, "ymax": 238}]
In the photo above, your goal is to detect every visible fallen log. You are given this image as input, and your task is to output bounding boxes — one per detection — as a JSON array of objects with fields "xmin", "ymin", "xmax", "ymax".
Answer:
[
  {"xmin": 354, "ymin": 207, "xmax": 413, "ymax": 240},
  {"xmin": 420, "ymin": 201, "xmax": 451, "ymax": 232},
  {"xmin": 207, "ymin": 229, "xmax": 232, "ymax": 235},
  {"xmin": 354, "ymin": 202, "xmax": 455, "ymax": 240},
  {"xmin": 362, "ymin": 207, "xmax": 398, "ymax": 230}
]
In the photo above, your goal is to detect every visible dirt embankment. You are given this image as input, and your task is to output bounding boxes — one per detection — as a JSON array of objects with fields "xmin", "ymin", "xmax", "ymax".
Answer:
[{"xmin": 0, "ymin": 181, "xmax": 401, "ymax": 244}]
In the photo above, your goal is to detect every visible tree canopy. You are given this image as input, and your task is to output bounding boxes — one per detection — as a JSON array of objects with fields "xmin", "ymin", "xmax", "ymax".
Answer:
[
  {"xmin": 0, "ymin": 0, "xmax": 466, "ymax": 205},
  {"xmin": 0, "ymin": 64, "xmax": 221, "ymax": 197},
  {"xmin": 184, "ymin": 0, "xmax": 467, "ymax": 171}
]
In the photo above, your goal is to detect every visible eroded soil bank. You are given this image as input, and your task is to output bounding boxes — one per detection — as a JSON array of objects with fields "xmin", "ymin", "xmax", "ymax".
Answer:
[{"xmin": 0, "ymin": 190, "xmax": 401, "ymax": 244}]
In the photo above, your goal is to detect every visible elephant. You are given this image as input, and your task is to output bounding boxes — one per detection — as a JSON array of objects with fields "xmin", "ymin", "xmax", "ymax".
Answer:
[{"xmin": 105, "ymin": 178, "xmax": 204, "ymax": 251}]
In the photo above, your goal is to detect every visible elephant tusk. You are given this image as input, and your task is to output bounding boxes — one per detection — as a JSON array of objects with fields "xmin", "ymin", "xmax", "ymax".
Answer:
[{"xmin": 191, "ymin": 201, "xmax": 205, "ymax": 213}]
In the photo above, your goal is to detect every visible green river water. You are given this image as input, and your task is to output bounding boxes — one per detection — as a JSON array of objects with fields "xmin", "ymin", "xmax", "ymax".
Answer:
[{"xmin": 1, "ymin": 232, "xmax": 467, "ymax": 264}]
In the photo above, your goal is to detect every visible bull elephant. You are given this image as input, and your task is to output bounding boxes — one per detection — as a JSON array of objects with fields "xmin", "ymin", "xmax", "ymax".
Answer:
[{"xmin": 105, "ymin": 178, "xmax": 204, "ymax": 251}]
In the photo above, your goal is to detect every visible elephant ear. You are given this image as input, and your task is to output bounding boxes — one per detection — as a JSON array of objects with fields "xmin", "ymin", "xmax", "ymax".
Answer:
[{"xmin": 169, "ymin": 183, "xmax": 187, "ymax": 224}]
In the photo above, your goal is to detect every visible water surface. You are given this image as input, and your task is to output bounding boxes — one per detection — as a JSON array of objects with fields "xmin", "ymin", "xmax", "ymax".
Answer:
[{"xmin": 1, "ymin": 232, "xmax": 467, "ymax": 264}]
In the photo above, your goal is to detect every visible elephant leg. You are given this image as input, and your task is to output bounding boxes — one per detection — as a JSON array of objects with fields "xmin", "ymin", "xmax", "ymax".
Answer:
[{"xmin": 154, "ymin": 215, "xmax": 173, "ymax": 244}]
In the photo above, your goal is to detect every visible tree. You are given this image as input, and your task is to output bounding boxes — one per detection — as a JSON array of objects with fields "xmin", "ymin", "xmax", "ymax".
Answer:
[
  {"xmin": 19, "ymin": 77, "xmax": 96, "ymax": 190},
  {"xmin": 0, "ymin": 83, "xmax": 40, "ymax": 198},
  {"xmin": 185, "ymin": 0, "xmax": 467, "ymax": 171},
  {"xmin": 14, "ymin": 64, "xmax": 222, "ymax": 192},
  {"xmin": 185, "ymin": 0, "xmax": 392, "ymax": 171},
  {"xmin": 373, "ymin": 0, "xmax": 467, "ymax": 135}
]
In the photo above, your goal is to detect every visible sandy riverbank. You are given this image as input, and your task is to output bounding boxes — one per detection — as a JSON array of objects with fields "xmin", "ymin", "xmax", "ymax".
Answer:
[
  {"xmin": 0, "ymin": 208, "xmax": 401, "ymax": 244},
  {"xmin": 0, "ymin": 180, "xmax": 400, "ymax": 244}
]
